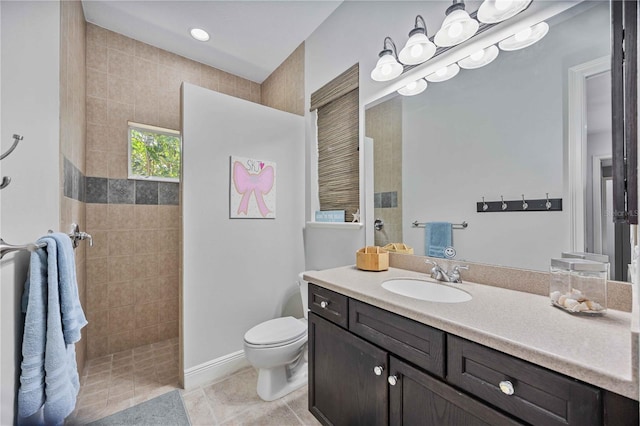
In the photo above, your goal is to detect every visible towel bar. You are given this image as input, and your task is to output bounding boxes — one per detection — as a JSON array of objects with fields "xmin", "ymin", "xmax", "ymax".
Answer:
[
  {"xmin": 0, "ymin": 223, "xmax": 92, "ymax": 259},
  {"xmin": 412, "ymin": 221, "xmax": 468, "ymax": 229}
]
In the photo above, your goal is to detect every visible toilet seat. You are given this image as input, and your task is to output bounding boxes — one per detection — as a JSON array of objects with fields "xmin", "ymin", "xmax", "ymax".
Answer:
[{"xmin": 244, "ymin": 316, "xmax": 307, "ymax": 347}]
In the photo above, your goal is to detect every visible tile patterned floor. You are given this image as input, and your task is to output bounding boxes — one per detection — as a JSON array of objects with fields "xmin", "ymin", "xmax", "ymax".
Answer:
[{"xmin": 68, "ymin": 339, "xmax": 320, "ymax": 425}]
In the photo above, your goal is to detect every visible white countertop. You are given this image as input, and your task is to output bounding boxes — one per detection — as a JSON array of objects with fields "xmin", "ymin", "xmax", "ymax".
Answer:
[{"xmin": 304, "ymin": 266, "xmax": 639, "ymax": 400}]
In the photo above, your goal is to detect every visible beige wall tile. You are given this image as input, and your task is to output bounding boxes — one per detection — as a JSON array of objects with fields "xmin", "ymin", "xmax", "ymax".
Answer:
[
  {"xmin": 134, "ymin": 326, "xmax": 159, "ymax": 346},
  {"xmin": 108, "ymin": 282, "xmax": 134, "ymax": 309},
  {"xmin": 87, "ymin": 69, "xmax": 107, "ymax": 99},
  {"xmin": 87, "ymin": 24, "xmax": 108, "ymax": 46},
  {"xmin": 107, "ymin": 30, "xmax": 135, "ymax": 55},
  {"xmin": 87, "ymin": 43, "xmax": 108, "ymax": 73},
  {"xmin": 87, "ymin": 204, "xmax": 109, "ymax": 230},
  {"xmin": 134, "ymin": 40, "xmax": 159, "ymax": 62},
  {"xmin": 109, "ymin": 330, "xmax": 135, "ymax": 353},
  {"xmin": 134, "ymin": 58, "xmax": 159, "ymax": 86},
  {"xmin": 157, "ymin": 298, "xmax": 178, "ymax": 323},
  {"xmin": 87, "ymin": 309, "xmax": 109, "ymax": 337},
  {"xmin": 87, "ymin": 123, "xmax": 109, "ymax": 152},
  {"xmin": 108, "ymin": 152, "xmax": 129, "ymax": 179},
  {"xmin": 107, "ymin": 205, "xmax": 134, "ymax": 229},
  {"xmin": 108, "ymin": 75, "xmax": 135, "ymax": 105},
  {"xmin": 108, "ymin": 256, "xmax": 135, "ymax": 283},
  {"xmin": 157, "ymin": 321, "xmax": 178, "ymax": 340},
  {"xmin": 133, "ymin": 205, "xmax": 159, "ymax": 229},
  {"xmin": 87, "ymin": 257, "xmax": 108, "ymax": 286},
  {"xmin": 134, "ymin": 278, "xmax": 161, "ymax": 303},
  {"xmin": 135, "ymin": 303, "xmax": 159, "ymax": 329},
  {"xmin": 108, "ymin": 49, "xmax": 135, "ymax": 81},
  {"xmin": 109, "ymin": 306, "xmax": 135, "ymax": 334},
  {"xmin": 107, "ymin": 100, "xmax": 134, "ymax": 132},
  {"xmin": 86, "ymin": 151, "xmax": 109, "ymax": 177},
  {"xmin": 108, "ymin": 230, "xmax": 136, "ymax": 256},
  {"xmin": 87, "ymin": 336, "xmax": 109, "ymax": 359},
  {"xmin": 87, "ymin": 97, "xmax": 108, "ymax": 125},
  {"xmin": 87, "ymin": 280, "xmax": 108, "ymax": 312},
  {"xmin": 158, "ymin": 65, "xmax": 182, "ymax": 92}
]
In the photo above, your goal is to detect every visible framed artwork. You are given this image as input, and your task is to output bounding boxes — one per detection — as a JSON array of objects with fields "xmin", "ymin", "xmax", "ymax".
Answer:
[{"xmin": 230, "ymin": 156, "xmax": 276, "ymax": 219}]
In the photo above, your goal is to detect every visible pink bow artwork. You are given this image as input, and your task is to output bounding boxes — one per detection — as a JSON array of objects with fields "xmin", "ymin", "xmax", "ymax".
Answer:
[{"xmin": 232, "ymin": 161, "xmax": 274, "ymax": 217}]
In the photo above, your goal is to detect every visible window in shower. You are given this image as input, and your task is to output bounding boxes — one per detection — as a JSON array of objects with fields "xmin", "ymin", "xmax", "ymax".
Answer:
[{"xmin": 128, "ymin": 121, "xmax": 181, "ymax": 182}]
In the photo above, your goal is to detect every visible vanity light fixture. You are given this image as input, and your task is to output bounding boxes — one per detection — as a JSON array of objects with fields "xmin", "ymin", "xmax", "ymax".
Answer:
[
  {"xmin": 458, "ymin": 45, "xmax": 499, "ymax": 69},
  {"xmin": 397, "ymin": 78, "xmax": 428, "ymax": 96},
  {"xmin": 434, "ymin": 0, "xmax": 479, "ymax": 47},
  {"xmin": 498, "ymin": 21, "xmax": 549, "ymax": 51},
  {"xmin": 398, "ymin": 15, "xmax": 437, "ymax": 66},
  {"xmin": 189, "ymin": 28, "xmax": 210, "ymax": 42},
  {"xmin": 477, "ymin": 0, "xmax": 532, "ymax": 24},
  {"xmin": 425, "ymin": 63, "xmax": 460, "ymax": 82},
  {"xmin": 371, "ymin": 37, "xmax": 404, "ymax": 82}
]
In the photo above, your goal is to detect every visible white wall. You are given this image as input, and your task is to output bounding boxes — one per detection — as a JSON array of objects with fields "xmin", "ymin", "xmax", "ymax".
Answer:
[
  {"xmin": 0, "ymin": 1, "xmax": 61, "ymax": 423},
  {"xmin": 182, "ymin": 84, "xmax": 305, "ymax": 372},
  {"xmin": 400, "ymin": 3, "xmax": 609, "ymax": 272}
]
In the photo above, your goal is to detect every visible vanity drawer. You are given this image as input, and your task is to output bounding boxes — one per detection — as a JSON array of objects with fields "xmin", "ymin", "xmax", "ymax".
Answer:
[
  {"xmin": 349, "ymin": 299, "xmax": 445, "ymax": 378},
  {"xmin": 309, "ymin": 283, "xmax": 349, "ymax": 328},
  {"xmin": 447, "ymin": 335, "xmax": 601, "ymax": 426}
]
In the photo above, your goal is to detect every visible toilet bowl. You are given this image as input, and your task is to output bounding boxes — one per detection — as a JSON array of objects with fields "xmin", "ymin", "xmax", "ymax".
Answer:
[{"xmin": 243, "ymin": 273, "xmax": 310, "ymax": 401}]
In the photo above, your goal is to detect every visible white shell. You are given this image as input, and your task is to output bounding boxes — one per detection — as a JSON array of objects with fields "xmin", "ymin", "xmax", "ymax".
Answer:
[
  {"xmin": 564, "ymin": 298, "xmax": 579, "ymax": 310},
  {"xmin": 572, "ymin": 302, "xmax": 590, "ymax": 312},
  {"xmin": 550, "ymin": 291, "xmax": 561, "ymax": 303},
  {"xmin": 586, "ymin": 300, "xmax": 604, "ymax": 311},
  {"xmin": 558, "ymin": 295, "xmax": 567, "ymax": 306}
]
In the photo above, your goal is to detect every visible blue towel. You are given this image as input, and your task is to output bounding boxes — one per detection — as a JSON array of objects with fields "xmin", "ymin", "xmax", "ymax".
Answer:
[
  {"xmin": 18, "ymin": 234, "xmax": 87, "ymax": 425},
  {"xmin": 425, "ymin": 222, "xmax": 452, "ymax": 258}
]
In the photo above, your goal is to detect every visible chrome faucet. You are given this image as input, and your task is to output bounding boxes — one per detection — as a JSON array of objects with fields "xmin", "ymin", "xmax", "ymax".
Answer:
[{"xmin": 425, "ymin": 259, "xmax": 469, "ymax": 283}]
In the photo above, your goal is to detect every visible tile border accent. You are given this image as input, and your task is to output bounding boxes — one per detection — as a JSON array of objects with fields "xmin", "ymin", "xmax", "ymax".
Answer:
[
  {"xmin": 374, "ymin": 191, "xmax": 398, "ymax": 208},
  {"xmin": 64, "ymin": 156, "xmax": 179, "ymax": 205},
  {"xmin": 183, "ymin": 350, "xmax": 250, "ymax": 391},
  {"xmin": 64, "ymin": 156, "xmax": 86, "ymax": 202}
]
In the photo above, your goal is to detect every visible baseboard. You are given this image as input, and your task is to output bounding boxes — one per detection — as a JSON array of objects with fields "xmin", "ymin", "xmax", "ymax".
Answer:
[{"xmin": 183, "ymin": 350, "xmax": 251, "ymax": 390}]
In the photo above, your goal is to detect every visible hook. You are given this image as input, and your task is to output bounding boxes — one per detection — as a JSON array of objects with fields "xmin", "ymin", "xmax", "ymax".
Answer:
[
  {"xmin": 482, "ymin": 196, "xmax": 488, "ymax": 211},
  {"xmin": 501, "ymin": 196, "xmax": 507, "ymax": 211},
  {"xmin": 546, "ymin": 193, "xmax": 552, "ymax": 210},
  {"xmin": 0, "ymin": 176, "xmax": 10, "ymax": 190},
  {"xmin": 522, "ymin": 194, "xmax": 528, "ymax": 210}
]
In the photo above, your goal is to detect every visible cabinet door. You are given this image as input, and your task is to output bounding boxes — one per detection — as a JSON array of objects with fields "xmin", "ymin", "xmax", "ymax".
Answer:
[
  {"xmin": 389, "ymin": 356, "xmax": 522, "ymax": 426},
  {"xmin": 309, "ymin": 312, "xmax": 388, "ymax": 426}
]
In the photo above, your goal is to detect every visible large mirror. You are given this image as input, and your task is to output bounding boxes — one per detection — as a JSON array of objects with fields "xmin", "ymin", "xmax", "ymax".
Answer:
[{"xmin": 365, "ymin": 1, "xmax": 631, "ymax": 280}]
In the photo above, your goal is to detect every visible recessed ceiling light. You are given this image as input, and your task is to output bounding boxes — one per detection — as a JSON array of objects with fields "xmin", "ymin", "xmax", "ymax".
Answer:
[{"xmin": 190, "ymin": 28, "xmax": 210, "ymax": 42}]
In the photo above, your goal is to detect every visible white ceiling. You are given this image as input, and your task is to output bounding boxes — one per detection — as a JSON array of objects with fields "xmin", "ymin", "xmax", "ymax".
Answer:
[{"xmin": 81, "ymin": 0, "xmax": 343, "ymax": 83}]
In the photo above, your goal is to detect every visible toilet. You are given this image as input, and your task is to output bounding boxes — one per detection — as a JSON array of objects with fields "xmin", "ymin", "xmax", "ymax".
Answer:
[{"xmin": 243, "ymin": 272, "xmax": 310, "ymax": 401}]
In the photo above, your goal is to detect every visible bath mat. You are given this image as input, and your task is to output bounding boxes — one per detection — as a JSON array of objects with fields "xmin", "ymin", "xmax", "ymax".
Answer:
[{"xmin": 86, "ymin": 390, "xmax": 190, "ymax": 426}]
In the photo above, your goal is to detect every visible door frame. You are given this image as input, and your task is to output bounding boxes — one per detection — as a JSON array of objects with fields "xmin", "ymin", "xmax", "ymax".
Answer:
[{"xmin": 568, "ymin": 56, "xmax": 610, "ymax": 252}]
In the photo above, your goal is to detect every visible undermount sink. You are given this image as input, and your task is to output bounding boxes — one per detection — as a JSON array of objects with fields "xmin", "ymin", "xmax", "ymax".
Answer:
[{"xmin": 382, "ymin": 279, "xmax": 472, "ymax": 303}]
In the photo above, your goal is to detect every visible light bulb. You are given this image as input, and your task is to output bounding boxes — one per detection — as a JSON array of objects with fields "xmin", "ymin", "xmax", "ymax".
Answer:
[
  {"xmin": 470, "ymin": 49, "xmax": 485, "ymax": 61},
  {"xmin": 436, "ymin": 67, "xmax": 448, "ymax": 77},
  {"xmin": 381, "ymin": 64, "xmax": 392, "ymax": 76},
  {"xmin": 448, "ymin": 22, "xmax": 463, "ymax": 38},
  {"xmin": 515, "ymin": 26, "xmax": 532, "ymax": 42},
  {"xmin": 494, "ymin": 0, "xmax": 512, "ymax": 11},
  {"xmin": 410, "ymin": 44, "xmax": 424, "ymax": 58},
  {"xmin": 406, "ymin": 81, "xmax": 417, "ymax": 90}
]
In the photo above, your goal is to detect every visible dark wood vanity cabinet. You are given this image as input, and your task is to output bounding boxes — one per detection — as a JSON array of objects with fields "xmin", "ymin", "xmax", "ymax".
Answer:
[{"xmin": 308, "ymin": 283, "xmax": 639, "ymax": 426}]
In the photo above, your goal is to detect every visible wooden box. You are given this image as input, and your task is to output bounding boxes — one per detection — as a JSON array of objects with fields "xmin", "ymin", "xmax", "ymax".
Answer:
[
  {"xmin": 356, "ymin": 246, "xmax": 389, "ymax": 271},
  {"xmin": 383, "ymin": 243, "xmax": 414, "ymax": 255}
]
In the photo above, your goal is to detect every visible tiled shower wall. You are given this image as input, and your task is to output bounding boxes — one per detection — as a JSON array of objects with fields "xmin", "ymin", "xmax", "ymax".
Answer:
[
  {"xmin": 365, "ymin": 97, "xmax": 403, "ymax": 246},
  {"xmin": 60, "ymin": 0, "xmax": 87, "ymax": 373},
  {"xmin": 261, "ymin": 42, "xmax": 304, "ymax": 116},
  {"xmin": 84, "ymin": 23, "xmax": 266, "ymax": 359}
]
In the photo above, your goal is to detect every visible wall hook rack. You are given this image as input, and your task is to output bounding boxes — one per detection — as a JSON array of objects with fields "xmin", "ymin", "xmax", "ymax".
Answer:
[{"xmin": 477, "ymin": 196, "xmax": 562, "ymax": 212}]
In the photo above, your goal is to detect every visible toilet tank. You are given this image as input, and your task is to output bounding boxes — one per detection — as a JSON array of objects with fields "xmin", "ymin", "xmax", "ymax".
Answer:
[{"xmin": 298, "ymin": 272, "xmax": 312, "ymax": 319}]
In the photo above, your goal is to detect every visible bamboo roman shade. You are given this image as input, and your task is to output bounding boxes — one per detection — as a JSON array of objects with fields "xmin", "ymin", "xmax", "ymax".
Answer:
[{"xmin": 311, "ymin": 64, "xmax": 359, "ymax": 221}]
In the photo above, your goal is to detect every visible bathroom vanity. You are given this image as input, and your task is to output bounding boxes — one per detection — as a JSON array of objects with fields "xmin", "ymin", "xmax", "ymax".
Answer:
[{"xmin": 304, "ymin": 265, "xmax": 639, "ymax": 426}]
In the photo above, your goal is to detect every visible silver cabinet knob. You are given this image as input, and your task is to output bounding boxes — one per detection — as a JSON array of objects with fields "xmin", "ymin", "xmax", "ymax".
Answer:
[
  {"xmin": 499, "ymin": 380, "xmax": 514, "ymax": 395},
  {"xmin": 388, "ymin": 375, "xmax": 398, "ymax": 386},
  {"xmin": 320, "ymin": 301, "xmax": 329, "ymax": 309},
  {"xmin": 373, "ymin": 365, "xmax": 384, "ymax": 376}
]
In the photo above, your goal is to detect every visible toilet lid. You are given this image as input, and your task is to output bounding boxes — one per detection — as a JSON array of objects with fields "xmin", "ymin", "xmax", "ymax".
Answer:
[{"xmin": 244, "ymin": 316, "xmax": 307, "ymax": 346}]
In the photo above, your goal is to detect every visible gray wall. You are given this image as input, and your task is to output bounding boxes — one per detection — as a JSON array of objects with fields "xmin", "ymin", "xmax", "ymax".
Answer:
[
  {"xmin": 0, "ymin": 2, "xmax": 61, "ymax": 423},
  {"xmin": 182, "ymin": 84, "xmax": 305, "ymax": 369},
  {"xmin": 400, "ymin": 2, "xmax": 609, "ymax": 271}
]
